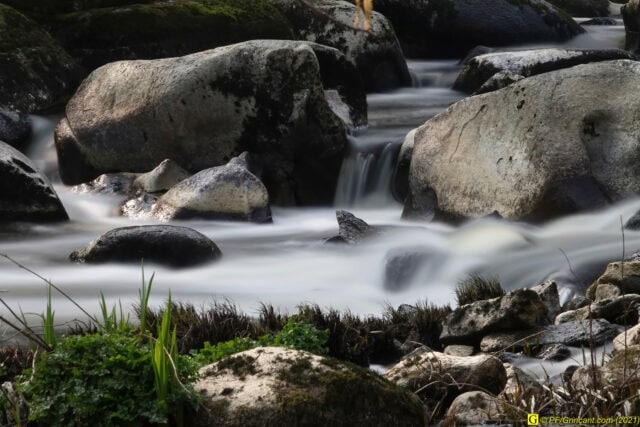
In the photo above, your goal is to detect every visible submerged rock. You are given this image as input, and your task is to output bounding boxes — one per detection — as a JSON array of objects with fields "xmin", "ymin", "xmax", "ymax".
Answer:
[
  {"xmin": 0, "ymin": 141, "xmax": 68, "ymax": 222},
  {"xmin": 72, "ymin": 173, "xmax": 138, "ymax": 195},
  {"xmin": 327, "ymin": 210, "xmax": 377, "ymax": 244},
  {"xmin": 405, "ymin": 60, "xmax": 640, "ymax": 221},
  {"xmin": 70, "ymin": 225, "xmax": 221, "ymax": 267},
  {"xmin": 55, "ymin": 40, "xmax": 351, "ymax": 205},
  {"xmin": 190, "ymin": 347, "xmax": 425, "ymax": 427}
]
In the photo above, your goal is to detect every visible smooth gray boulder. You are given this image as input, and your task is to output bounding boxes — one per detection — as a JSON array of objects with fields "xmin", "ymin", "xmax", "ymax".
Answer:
[
  {"xmin": 0, "ymin": 141, "xmax": 68, "ymax": 222},
  {"xmin": 150, "ymin": 153, "xmax": 271, "ymax": 223},
  {"xmin": 440, "ymin": 289, "xmax": 549, "ymax": 345},
  {"xmin": 55, "ymin": 40, "xmax": 357, "ymax": 205},
  {"xmin": 444, "ymin": 391, "xmax": 503, "ymax": 426},
  {"xmin": 405, "ymin": 60, "xmax": 640, "ymax": 221},
  {"xmin": 273, "ymin": 0, "xmax": 411, "ymax": 91},
  {"xmin": 370, "ymin": 0, "xmax": 582, "ymax": 58},
  {"xmin": 454, "ymin": 48, "xmax": 635, "ymax": 94},
  {"xmin": 69, "ymin": 225, "xmax": 221, "ymax": 267}
]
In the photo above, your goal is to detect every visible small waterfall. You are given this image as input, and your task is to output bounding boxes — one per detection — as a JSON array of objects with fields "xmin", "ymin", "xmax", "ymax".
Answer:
[{"xmin": 334, "ymin": 140, "xmax": 400, "ymax": 208}]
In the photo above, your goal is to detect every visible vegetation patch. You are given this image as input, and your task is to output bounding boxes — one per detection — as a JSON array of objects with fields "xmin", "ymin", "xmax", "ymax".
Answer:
[{"xmin": 455, "ymin": 274, "xmax": 505, "ymax": 306}]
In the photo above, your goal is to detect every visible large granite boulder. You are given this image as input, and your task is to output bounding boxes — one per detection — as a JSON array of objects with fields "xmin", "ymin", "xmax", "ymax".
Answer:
[
  {"xmin": 274, "ymin": 0, "xmax": 411, "ymax": 91},
  {"xmin": 0, "ymin": 4, "xmax": 82, "ymax": 113},
  {"xmin": 367, "ymin": 0, "xmax": 582, "ymax": 59},
  {"xmin": 454, "ymin": 48, "xmax": 635, "ymax": 94},
  {"xmin": 405, "ymin": 60, "xmax": 640, "ymax": 221},
  {"xmin": 69, "ymin": 225, "xmax": 222, "ymax": 267},
  {"xmin": 47, "ymin": 1, "xmax": 294, "ymax": 70},
  {"xmin": 190, "ymin": 347, "xmax": 425, "ymax": 427},
  {"xmin": 0, "ymin": 141, "xmax": 68, "ymax": 222},
  {"xmin": 55, "ymin": 40, "xmax": 353, "ymax": 205}
]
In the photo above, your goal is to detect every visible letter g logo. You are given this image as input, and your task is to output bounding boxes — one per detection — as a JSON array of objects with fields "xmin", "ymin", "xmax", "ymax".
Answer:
[{"xmin": 527, "ymin": 414, "xmax": 539, "ymax": 425}]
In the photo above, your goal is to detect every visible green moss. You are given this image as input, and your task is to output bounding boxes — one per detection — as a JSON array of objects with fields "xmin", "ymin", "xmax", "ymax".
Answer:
[
  {"xmin": 216, "ymin": 354, "xmax": 257, "ymax": 378},
  {"xmin": 52, "ymin": 0, "xmax": 293, "ymax": 50}
]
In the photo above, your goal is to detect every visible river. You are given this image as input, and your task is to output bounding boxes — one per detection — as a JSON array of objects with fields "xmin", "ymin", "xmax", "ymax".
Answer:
[{"xmin": 0, "ymin": 20, "xmax": 635, "ymax": 336}]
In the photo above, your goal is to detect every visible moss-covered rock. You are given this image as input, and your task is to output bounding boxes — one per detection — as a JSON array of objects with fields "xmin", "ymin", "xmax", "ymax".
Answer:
[
  {"xmin": 190, "ymin": 347, "xmax": 425, "ymax": 427},
  {"xmin": 366, "ymin": 0, "xmax": 583, "ymax": 58},
  {"xmin": 0, "ymin": 3, "xmax": 82, "ymax": 112},
  {"xmin": 49, "ymin": 0, "xmax": 294, "ymax": 69},
  {"xmin": 273, "ymin": 0, "xmax": 411, "ymax": 91}
]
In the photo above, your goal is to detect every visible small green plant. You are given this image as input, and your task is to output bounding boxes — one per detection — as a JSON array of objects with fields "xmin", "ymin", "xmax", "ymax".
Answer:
[
  {"xmin": 99, "ymin": 292, "xmax": 130, "ymax": 333},
  {"xmin": 19, "ymin": 331, "xmax": 196, "ymax": 427},
  {"xmin": 42, "ymin": 284, "xmax": 56, "ymax": 348},
  {"xmin": 192, "ymin": 337, "xmax": 258, "ymax": 365},
  {"xmin": 271, "ymin": 319, "xmax": 329, "ymax": 354},
  {"xmin": 455, "ymin": 273, "xmax": 505, "ymax": 306}
]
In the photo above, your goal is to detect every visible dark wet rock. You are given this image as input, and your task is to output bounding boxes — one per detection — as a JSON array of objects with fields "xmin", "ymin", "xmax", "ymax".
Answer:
[
  {"xmin": 72, "ymin": 173, "xmax": 138, "ymax": 195},
  {"xmin": 582, "ymin": 17, "xmax": 620, "ymax": 25},
  {"xmin": 383, "ymin": 248, "xmax": 430, "ymax": 291},
  {"xmin": 69, "ymin": 225, "xmax": 221, "ymax": 267},
  {"xmin": 150, "ymin": 153, "xmax": 272, "ymax": 223},
  {"xmin": 406, "ymin": 61, "xmax": 640, "ymax": 221},
  {"xmin": 0, "ymin": 107, "xmax": 31, "ymax": 150},
  {"xmin": 537, "ymin": 343, "xmax": 571, "ymax": 361},
  {"xmin": 0, "ymin": 4, "xmax": 82, "ymax": 113},
  {"xmin": 274, "ymin": 0, "xmax": 411, "ymax": 91},
  {"xmin": 191, "ymin": 347, "xmax": 425, "ymax": 427},
  {"xmin": 371, "ymin": 0, "xmax": 582, "ymax": 59},
  {"xmin": 623, "ymin": 0, "xmax": 640, "ymax": 53},
  {"xmin": 561, "ymin": 295, "xmax": 591, "ymax": 312},
  {"xmin": 440, "ymin": 289, "xmax": 550, "ymax": 346},
  {"xmin": 392, "ymin": 128, "xmax": 415, "ymax": 204},
  {"xmin": 330, "ymin": 210, "xmax": 376, "ymax": 244},
  {"xmin": 55, "ymin": 40, "xmax": 351, "ymax": 205},
  {"xmin": 625, "ymin": 210, "xmax": 640, "ymax": 230},
  {"xmin": 454, "ymin": 48, "xmax": 635, "ymax": 94},
  {"xmin": 479, "ymin": 319, "xmax": 620, "ymax": 352},
  {"xmin": 546, "ymin": 0, "xmax": 609, "ymax": 16},
  {"xmin": 0, "ymin": 141, "xmax": 68, "ymax": 222}
]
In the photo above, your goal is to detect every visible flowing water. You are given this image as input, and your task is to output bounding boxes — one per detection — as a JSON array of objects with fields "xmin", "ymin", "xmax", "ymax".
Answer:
[{"xmin": 0, "ymin": 23, "xmax": 632, "ymax": 357}]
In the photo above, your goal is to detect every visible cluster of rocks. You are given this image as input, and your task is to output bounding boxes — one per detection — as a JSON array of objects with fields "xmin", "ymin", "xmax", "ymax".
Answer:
[{"xmin": 184, "ymin": 257, "xmax": 640, "ymax": 425}]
